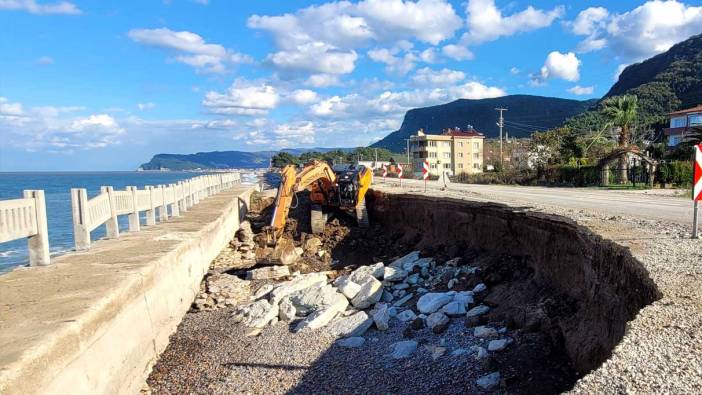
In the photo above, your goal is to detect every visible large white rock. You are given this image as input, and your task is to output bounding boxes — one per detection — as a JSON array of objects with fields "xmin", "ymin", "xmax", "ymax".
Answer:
[
  {"xmin": 246, "ymin": 265, "xmax": 290, "ymax": 280},
  {"xmin": 327, "ymin": 311, "xmax": 373, "ymax": 337},
  {"xmin": 289, "ymin": 284, "xmax": 340, "ymax": 315},
  {"xmin": 466, "ymin": 304, "xmax": 490, "ymax": 317},
  {"xmin": 396, "ymin": 309, "xmax": 417, "ymax": 322},
  {"xmin": 441, "ymin": 301, "xmax": 467, "ymax": 317},
  {"xmin": 476, "ymin": 372, "xmax": 500, "ymax": 389},
  {"xmin": 269, "ymin": 272, "xmax": 328, "ymax": 304},
  {"xmin": 337, "ymin": 337, "xmax": 365, "ymax": 348},
  {"xmin": 350, "ymin": 276, "xmax": 383, "ymax": 309},
  {"xmin": 389, "ymin": 251, "xmax": 420, "ymax": 270},
  {"xmin": 426, "ymin": 311, "xmax": 449, "ymax": 331},
  {"xmin": 416, "ymin": 292, "xmax": 453, "ymax": 314},
  {"xmin": 474, "ymin": 326, "xmax": 498, "ymax": 338},
  {"xmin": 389, "ymin": 340, "xmax": 418, "ymax": 359},
  {"xmin": 383, "ymin": 267, "xmax": 408, "ymax": 282},
  {"xmin": 294, "ymin": 294, "xmax": 348, "ymax": 332},
  {"xmin": 349, "ymin": 263, "xmax": 384, "ymax": 283},
  {"xmin": 453, "ymin": 291, "xmax": 474, "ymax": 307},
  {"xmin": 335, "ymin": 277, "xmax": 362, "ymax": 300},
  {"xmin": 278, "ymin": 298, "xmax": 296, "ymax": 321},
  {"xmin": 233, "ymin": 300, "xmax": 279, "ymax": 328},
  {"xmin": 372, "ymin": 303, "xmax": 390, "ymax": 331},
  {"xmin": 488, "ymin": 339, "xmax": 509, "ymax": 351}
]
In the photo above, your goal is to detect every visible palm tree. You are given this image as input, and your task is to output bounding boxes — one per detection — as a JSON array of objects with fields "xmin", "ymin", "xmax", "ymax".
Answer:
[{"xmin": 602, "ymin": 95, "xmax": 638, "ymax": 184}]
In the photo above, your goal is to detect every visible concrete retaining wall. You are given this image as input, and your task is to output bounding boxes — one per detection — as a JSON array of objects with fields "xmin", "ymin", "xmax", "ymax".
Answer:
[{"xmin": 0, "ymin": 186, "xmax": 255, "ymax": 395}]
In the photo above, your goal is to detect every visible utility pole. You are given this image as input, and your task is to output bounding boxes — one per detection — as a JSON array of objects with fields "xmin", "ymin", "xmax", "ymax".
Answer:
[
  {"xmin": 404, "ymin": 139, "xmax": 411, "ymax": 167},
  {"xmin": 374, "ymin": 148, "xmax": 378, "ymax": 169},
  {"xmin": 495, "ymin": 108, "xmax": 507, "ymax": 168}
]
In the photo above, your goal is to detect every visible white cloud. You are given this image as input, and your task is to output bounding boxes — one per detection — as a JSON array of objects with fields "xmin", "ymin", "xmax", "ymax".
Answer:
[
  {"xmin": 310, "ymin": 96, "xmax": 350, "ymax": 116},
  {"xmin": 0, "ymin": 97, "xmax": 24, "ymax": 116},
  {"xmin": 510, "ymin": 67, "xmax": 520, "ymax": 75},
  {"xmin": 0, "ymin": 0, "xmax": 81, "ymax": 15},
  {"xmin": 305, "ymin": 74, "xmax": 342, "ymax": 88},
  {"xmin": 570, "ymin": 1, "xmax": 702, "ymax": 61},
  {"xmin": 441, "ymin": 44, "xmax": 473, "ymax": 61},
  {"xmin": 367, "ymin": 47, "xmax": 417, "ymax": 75},
  {"xmin": 567, "ymin": 85, "xmax": 594, "ymax": 95},
  {"xmin": 137, "ymin": 102, "xmax": 156, "ymax": 111},
  {"xmin": 537, "ymin": 51, "xmax": 581, "ymax": 82},
  {"xmin": 36, "ymin": 56, "xmax": 54, "ymax": 65},
  {"xmin": 419, "ymin": 48, "xmax": 438, "ymax": 63},
  {"xmin": 289, "ymin": 89, "xmax": 318, "ymax": 104},
  {"xmin": 463, "ymin": 0, "xmax": 563, "ymax": 45},
  {"xmin": 412, "ymin": 67, "xmax": 465, "ymax": 85},
  {"xmin": 128, "ymin": 28, "xmax": 252, "ymax": 73},
  {"xmin": 202, "ymin": 80, "xmax": 280, "ymax": 115},
  {"xmin": 267, "ymin": 42, "xmax": 357, "ymax": 75}
]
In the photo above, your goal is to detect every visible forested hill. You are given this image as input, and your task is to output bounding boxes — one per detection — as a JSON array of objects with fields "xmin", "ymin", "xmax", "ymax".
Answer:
[
  {"xmin": 371, "ymin": 95, "xmax": 596, "ymax": 152},
  {"xmin": 602, "ymin": 33, "xmax": 702, "ymax": 124}
]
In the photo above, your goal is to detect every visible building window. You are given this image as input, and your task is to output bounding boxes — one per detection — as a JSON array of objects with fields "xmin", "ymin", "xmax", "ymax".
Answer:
[
  {"xmin": 473, "ymin": 163, "xmax": 480, "ymax": 169},
  {"xmin": 690, "ymin": 115, "xmax": 702, "ymax": 126},
  {"xmin": 458, "ymin": 163, "xmax": 463, "ymax": 168},
  {"xmin": 458, "ymin": 152, "xmax": 463, "ymax": 157},
  {"xmin": 441, "ymin": 141, "xmax": 451, "ymax": 148},
  {"xmin": 443, "ymin": 152, "xmax": 451, "ymax": 159},
  {"xmin": 671, "ymin": 117, "xmax": 686, "ymax": 128},
  {"xmin": 473, "ymin": 142, "xmax": 480, "ymax": 150},
  {"xmin": 429, "ymin": 152, "xmax": 437, "ymax": 158},
  {"xmin": 459, "ymin": 142, "xmax": 463, "ymax": 147},
  {"xmin": 473, "ymin": 152, "xmax": 480, "ymax": 159},
  {"xmin": 443, "ymin": 163, "xmax": 450, "ymax": 169},
  {"xmin": 428, "ymin": 141, "xmax": 437, "ymax": 147},
  {"xmin": 431, "ymin": 163, "xmax": 437, "ymax": 169}
]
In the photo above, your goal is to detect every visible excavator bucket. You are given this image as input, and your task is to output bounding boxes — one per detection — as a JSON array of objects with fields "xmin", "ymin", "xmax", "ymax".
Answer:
[{"xmin": 255, "ymin": 236, "xmax": 298, "ymax": 266}]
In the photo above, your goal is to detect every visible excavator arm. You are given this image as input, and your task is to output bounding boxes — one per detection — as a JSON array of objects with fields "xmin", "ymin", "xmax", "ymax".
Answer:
[{"xmin": 267, "ymin": 160, "xmax": 337, "ymax": 242}]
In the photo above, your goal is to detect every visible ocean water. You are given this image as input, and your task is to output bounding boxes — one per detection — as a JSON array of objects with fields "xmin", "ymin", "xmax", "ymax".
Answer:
[{"xmin": 0, "ymin": 172, "xmax": 215, "ymax": 273}]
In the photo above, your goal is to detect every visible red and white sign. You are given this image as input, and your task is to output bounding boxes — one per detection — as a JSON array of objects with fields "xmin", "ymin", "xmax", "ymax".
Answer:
[
  {"xmin": 422, "ymin": 160, "xmax": 430, "ymax": 180},
  {"xmin": 397, "ymin": 163, "xmax": 403, "ymax": 179},
  {"xmin": 381, "ymin": 164, "xmax": 388, "ymax": 178},
  {"xmin": 694, "ymin": 143, "xmax": 702, "ymax": 201}
]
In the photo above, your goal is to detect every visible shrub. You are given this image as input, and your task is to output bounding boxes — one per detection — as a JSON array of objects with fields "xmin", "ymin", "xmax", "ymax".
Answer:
[{"xmin": 656, "ymin": 161, "xmax": 693, "ymax": 186}]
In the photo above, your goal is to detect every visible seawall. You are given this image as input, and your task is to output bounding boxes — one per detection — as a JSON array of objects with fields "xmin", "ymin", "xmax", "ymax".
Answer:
[{"xmin": 0, "ymin": 185, "xmax": 256, "ymax": 394}]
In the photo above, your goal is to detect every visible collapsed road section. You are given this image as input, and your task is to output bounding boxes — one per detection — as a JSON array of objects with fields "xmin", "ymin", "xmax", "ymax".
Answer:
[{"xmin": 147, "ymin": 189, "xmax": 660, "ymax": 394}]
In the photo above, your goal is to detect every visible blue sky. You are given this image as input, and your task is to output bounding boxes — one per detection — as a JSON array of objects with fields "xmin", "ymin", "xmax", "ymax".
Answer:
[{"xmin": 1, "ymin": 0, "xmax": 701, "ymax": 171}]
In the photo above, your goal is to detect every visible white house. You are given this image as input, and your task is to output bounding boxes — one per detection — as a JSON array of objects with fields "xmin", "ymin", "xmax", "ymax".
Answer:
[{"xmin": 664, "ymin": 105, "xmax": 702, "ymax": 146}]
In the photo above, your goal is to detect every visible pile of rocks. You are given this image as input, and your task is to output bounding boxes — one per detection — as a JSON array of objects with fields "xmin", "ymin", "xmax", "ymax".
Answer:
[
  {"xmin": 230, "ymin": 221, "xmax": 257, "ymax": 262},
  {"xmin": 193, "ymin": 273, "xmax": 251, "ymax": 311}
]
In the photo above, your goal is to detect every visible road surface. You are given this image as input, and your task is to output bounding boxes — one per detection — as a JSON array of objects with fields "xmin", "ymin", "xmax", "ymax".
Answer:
[{"xmin": 376, "ymin": 178, "xmax": 694, "ymax": 224}]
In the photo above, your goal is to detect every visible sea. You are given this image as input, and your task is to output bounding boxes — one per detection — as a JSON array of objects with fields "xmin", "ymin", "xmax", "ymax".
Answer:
[{"xmin": 0, "ymin": 171, "xmax": 264, "ymax": 273}]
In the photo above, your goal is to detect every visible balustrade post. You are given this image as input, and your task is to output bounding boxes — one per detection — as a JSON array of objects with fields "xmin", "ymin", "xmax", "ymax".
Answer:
[
  {"xmin": 71, "ymin": 188, "xmax": 91, "ymax": 250},
  {"xmin": 145, "ymin": 186, "xmax": 156, "ymax": 226},
  {"xmin": 102, "ymin": 186, "xmax": 120, "ymax": 239},
  {"xmin": 127, "ymin": 186, "xmax": 140, "ymax": 232},
  {"xmin": 24, "ymin": 190, "xmax": 50, "ymax": 266},
  {"xmin": 159, "ymin": 185, "xmax": 168, "ymax": 222},
  {"xmin": 169, "ymin": 183, "xmax": 180, "ymax": 217}
]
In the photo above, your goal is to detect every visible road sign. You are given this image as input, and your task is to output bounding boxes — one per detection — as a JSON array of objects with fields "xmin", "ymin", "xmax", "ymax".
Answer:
[
  {"xmin": 422, "ymin": 160, "xmax": 429, "ymax": 180},
  {"xmin": 693, "ymin": 144, "xmax": 701, "ymax": 239},
  {"xmin": 397, "ymin": 163, "xmax": 403, "ymax": 179},
  {"xmin": 381, "ymin": 164, "xmax": 387, "ymax": 180},
  {"xmin": 694, "ymin": 144, "xmax": 702, "ymax": 201}
]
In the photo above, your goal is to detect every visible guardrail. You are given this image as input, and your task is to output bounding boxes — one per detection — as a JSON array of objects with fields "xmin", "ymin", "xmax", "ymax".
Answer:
[
  {"xmin": 71, "ymin": 173, "xmax": 240, "ymax": 250},
  {"xmin": 0, "ymin": 190, "xmax": 50, "ymax": 266},
  {"xmin": 0, "ymin": 173, "xmax": 240, "ymax": 267}
]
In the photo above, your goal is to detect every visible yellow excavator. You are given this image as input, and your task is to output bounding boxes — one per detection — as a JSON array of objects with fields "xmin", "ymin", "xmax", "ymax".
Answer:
[{"xmin": 260, "ymin": 160, "xmax": 372, "ymax": 264}]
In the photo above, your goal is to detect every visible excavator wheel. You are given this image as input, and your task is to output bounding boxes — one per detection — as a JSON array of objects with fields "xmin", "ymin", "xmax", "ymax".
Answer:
[
  {"xmin": 311, "ymin": 205, "xmax": 327, "ymax": 234},
  {"xmin": 356, "ymin": 199, "xmax": 369, "ymax": 228}
]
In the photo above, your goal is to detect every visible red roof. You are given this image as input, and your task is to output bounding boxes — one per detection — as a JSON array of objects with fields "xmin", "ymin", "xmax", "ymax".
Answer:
[
  {"xmin": 441, "ymin": 127, "xmax": 484, "ymax": 138},
  {"xmin": 668, "ymin": 105, "xmax": 702, "ymax": 116}
]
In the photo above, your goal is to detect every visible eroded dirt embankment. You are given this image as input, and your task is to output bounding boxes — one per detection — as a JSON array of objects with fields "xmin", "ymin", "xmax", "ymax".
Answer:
[{"xmin": 367, "ymin": 190, "xmax": 661, "ymax": 375}]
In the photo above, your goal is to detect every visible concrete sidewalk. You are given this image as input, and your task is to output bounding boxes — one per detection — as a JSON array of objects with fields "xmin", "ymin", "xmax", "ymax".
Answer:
[{"xmin": 0, "ymin": 185, "xmax": 254, "ymax": 395}]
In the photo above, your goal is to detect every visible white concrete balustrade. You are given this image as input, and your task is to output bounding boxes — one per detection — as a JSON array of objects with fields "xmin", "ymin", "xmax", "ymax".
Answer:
[
  {"xmin": 0, "ymin": 190, "xmax": 50, "ymax": 266},
  {"xmin": 71, "ymin": 173, "xmax": 240, "ymax": 250}
]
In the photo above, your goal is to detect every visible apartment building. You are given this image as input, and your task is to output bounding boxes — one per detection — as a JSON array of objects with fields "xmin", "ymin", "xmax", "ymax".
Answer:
[
  {"xmin": 664, "ymin": 104, "xmax": 702, "ymax": 146},
  {"xmin": 409, "ymin": 127, "xmax": 484, "ymax": 176}
]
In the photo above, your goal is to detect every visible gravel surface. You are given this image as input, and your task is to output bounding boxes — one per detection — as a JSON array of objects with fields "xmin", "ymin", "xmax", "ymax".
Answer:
[
  {"xmin": 376, "ymin": 183, "xmax": 702, "ymax": 393},
  {"xmin": 148, "ymin": 309, "xmax": 504, "ymax": 394}
]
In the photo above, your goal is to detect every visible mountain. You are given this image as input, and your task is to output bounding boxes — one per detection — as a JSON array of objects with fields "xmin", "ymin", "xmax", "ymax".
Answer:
[
  {"xmin": 139, "ymin": 147, "xmax": 352, "ymax": 170},
  {"xmin": 371, "ymin": 95, "xmax": 596, "ymax": 152},
  {"xmin": 603, "ymin": 33, "xmax": 702, "ymax": 124}
]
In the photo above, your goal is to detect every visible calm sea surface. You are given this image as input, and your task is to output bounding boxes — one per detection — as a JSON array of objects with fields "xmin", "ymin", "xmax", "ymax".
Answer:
[{"xmin": 0, "ymin": 171, "xmax": 214, "ymax": 273}]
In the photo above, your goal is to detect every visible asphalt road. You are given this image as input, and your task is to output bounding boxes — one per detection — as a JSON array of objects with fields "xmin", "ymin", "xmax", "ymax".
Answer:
[{"xmin": 377, "ymin": 178, "xmax": 695, "ymax": 224}]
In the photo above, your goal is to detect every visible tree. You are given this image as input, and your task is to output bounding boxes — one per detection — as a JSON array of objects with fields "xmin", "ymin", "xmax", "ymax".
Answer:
[
  {"xmin": 271, "ymin": 152, "xmax": 299, "ymax": 168},
  {"xmin": 602, "ymin": 95, "xmax": 638, "ymax": 183}
]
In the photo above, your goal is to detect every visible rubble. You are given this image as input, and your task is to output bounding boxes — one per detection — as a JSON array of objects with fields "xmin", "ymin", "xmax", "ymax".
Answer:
[{"xmin": 246, "ymin": 265, "xmax": 290, "ymax": 280}]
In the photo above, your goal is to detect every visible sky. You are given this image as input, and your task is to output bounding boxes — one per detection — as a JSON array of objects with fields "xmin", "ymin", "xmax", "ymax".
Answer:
[{"xmin": 1, "ymin": 0, "xmax": 702, "ymax": 171}]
